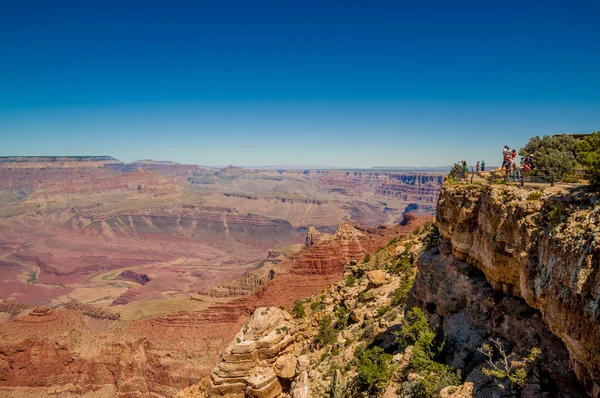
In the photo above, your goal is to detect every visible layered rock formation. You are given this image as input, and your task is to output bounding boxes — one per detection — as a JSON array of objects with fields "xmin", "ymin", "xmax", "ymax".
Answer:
[
  {"xmin": 416, "ymin": 183, "xmax": 599, "ymax": 396},
  {"xmin": 204, "ymin": 307, "xmax": 301, "ymax": 397}
]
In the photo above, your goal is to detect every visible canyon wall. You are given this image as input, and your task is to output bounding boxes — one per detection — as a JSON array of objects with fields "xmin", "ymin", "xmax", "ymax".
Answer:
[{"xmin": 413, "ymin": 183, "xmax": 599, "ymax": 396}]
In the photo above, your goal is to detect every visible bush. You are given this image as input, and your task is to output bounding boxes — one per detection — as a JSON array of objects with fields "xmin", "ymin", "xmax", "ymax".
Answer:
[
  {"xmin": 395, "ymin": 308, "xmax": 461, "ymax": 397},
  {"xmin": 310, "ymin": 300, "xmax": 325, "ymax": 312},
  {"xmin": 479, "ymin": 338, "xmax": 541, "ymax": 391},
  {"xmin": 344, "ymin": 273, "xmax": 357, "ymax": 287},
  {"xmin": 292, "ymin": 300, "xmax": 305, "ymax": 319},
  {"xmin": 386, "ymin": 253, "xmax": 413, "ymax": 275},
  {"xmin": 391, "ymin": 277, "xmax": 414, "ymax": 307},
  {"xmin": 315, "ymin": 315, "xmax": 338, "ymax": 347},
  {"xmin": 576, "ymin": 131, "xmax": 600, "ymax": 186},
  {"xmin": 527, "ymin": 191, "xmax": 542, "ymax": 201},
  {"xmin": 362, "ymin": 253, "xmax": 371, "ymax": 263},
  {"xmin": 395, "ymin": 307, "xmax": 431, "ymax": 350},
  {"xmin": 334, "ymin": 305, "xmax": 350, "ymax": 329},
  {"xmin": 547, "ymin": 206, "xmax": 563, "ymax": 226},
  {"xmin": 355, "ymin": 346, "xmax": 394, "ymax": 392},
  {"xmin": 519, "ymin": 134, "xmax": 578, "ymax": 180},
  {"xmin": 377, "ymin": 306, "xmax": 391, "ymax": 317},
  {"xmin": 422, "ymin": 223, "xmax": 441, "ymax": 251}
]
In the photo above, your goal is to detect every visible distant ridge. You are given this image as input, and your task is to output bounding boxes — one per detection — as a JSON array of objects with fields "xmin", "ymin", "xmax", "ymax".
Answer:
[{"xmin": 0, "ymin": 156, "xmax": 118, "ymax": 161}]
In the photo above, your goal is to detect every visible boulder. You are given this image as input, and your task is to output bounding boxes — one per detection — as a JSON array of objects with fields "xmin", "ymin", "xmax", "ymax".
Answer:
[
  {"xmin": 366, "ymin": 270, "xmax": 387, "ymax": 288},
  {"xmin": 275, "ymin": 354, "xmax": 297, "ymax": 379}
]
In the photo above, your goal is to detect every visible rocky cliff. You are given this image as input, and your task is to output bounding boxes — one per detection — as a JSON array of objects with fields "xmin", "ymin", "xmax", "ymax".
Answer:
[{"xmin": 433, "ymin": 184, "xmax": 599, "ymax": 395}]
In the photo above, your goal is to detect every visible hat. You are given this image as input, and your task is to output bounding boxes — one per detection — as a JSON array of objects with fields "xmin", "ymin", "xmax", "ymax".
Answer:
[{"xmin": 529, "ymin": 154, "xmax": 534, "ymax": 157}]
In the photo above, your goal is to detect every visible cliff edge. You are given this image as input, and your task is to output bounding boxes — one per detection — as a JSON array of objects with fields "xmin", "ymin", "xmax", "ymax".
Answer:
[{"xmin": 429, "ymin": 183, "xmax": 599, "ymax": 396}]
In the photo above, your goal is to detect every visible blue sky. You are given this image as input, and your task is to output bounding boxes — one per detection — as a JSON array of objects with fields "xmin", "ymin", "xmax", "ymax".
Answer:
[{"xmin": 1, "ymin": 0, "xmax": 599, "ymax": 167}]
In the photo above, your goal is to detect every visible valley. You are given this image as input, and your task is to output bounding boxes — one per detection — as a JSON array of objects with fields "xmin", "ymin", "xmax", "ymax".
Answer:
[{"xmin": 0, "ymin": 157, "xmax": 441, "ymax": 396}]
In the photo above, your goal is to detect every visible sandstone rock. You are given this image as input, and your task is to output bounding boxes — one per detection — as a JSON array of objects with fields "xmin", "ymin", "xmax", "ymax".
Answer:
[
  {"xmin": 343, "ymin": 299, "xmax": 356, "ymax": 310},
  {"xmin": 350, "ymin": 309, "xmax": 365, "ymax": 323},
  {"xmin": 296, "ymin": 355, "xmax": 309, "ymax": 371},
  {"xmin": 416, "ymin": 183, "xmax": 598, "ymax": 396},
  {"xmin": 439, "ymin": 382, "xmax": 474, "ymax": 398},
  {"xmin": 304, "ymin": 226, "xmax": 333, "ymax": 249},
  {"xmin": 361, "ymin": 289, "xmax": 378, "ymax": 301},
  {"xmin": 366, "ymin": 270, "xmax": 387, "ymax": 288},
  {"xmin": 395, "ymin": 245, "xmax": 406, "ymax": 256},
  {"xmin": 274, "ymin": 354, "xmax": 297, "ymax": 379},
  {"xmin": 205, "ymin": 307, "xmax": 298, "ymax": 397}
]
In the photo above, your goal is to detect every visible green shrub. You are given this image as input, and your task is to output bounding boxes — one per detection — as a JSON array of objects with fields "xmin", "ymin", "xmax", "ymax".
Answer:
[
  {"xmin": 395, "ymin": 307, "xmax": 431, "ymax": 349},
  {"xmin": 386, "ymin": 253, "xmax": 413, "ymax": 275},
  {"xmin": 310, "ymin": 300, "xmax": 325, "ymax": 312},
  {"xmin": 479, "ymin": 338, "xmax": 541, "ymax": 391},
  {"xmin": 576, "ymin": 131, "xmax": 600, "ymax": 186},
  {"xmin": 362, "ymin": 253, "xmax": 371, "ymax": 263},
  {"xmin": 391, "ymin": 277, "xmax": 414, "ymax": 307},
  {"xmin": 355, "ymin": 346, "xmax": 394, "ymax": 392},
  {"xmin": 387, "ymin": 236, "xmax": 401, "ymax": 246},
  {"xmin": 562, "ymin": 171, "xmax": 581, "ymax": 183},
  {"xmin": 335, "ymin": 305, "xmax": 350, "ymax": 329},
  {"xmin": 377, "ymin": 306, "xmax": 391, "ymax": 317},
  {"xmin": 395, "ymin": 308, "xmax": 461, "ymax": 397},
  {"xmin": 527, "ymin": 191, "xmax": 542, "ymax": 201},
  {"xmin": 292, "ymin": 300, "xmax": 305, "ymax": 318},
  {"xmin": 520, "ymin": 134, "xmax": 578, "ymax": 181},
  {"xmin": 315, "ymin": 315, "xmax": 338, "ymax": 347},
  {"xmin": 344, "ymin": 273, "xmax": 357, "ymax": 287},
  {"xmin": 422, "ymin": 223, "xmax": 441, "ymax": 251},
  {"xmin": 547, "ymin": 207, "xmax": 563, "ymax": 226}
]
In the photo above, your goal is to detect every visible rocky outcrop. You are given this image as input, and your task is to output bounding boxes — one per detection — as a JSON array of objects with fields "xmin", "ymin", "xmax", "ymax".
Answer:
[
  {"xmin": 303, "ymin": 226, "xmax": 333, "ymax": 249},
  {"xmin": 425, "ymin": 183, "xmax": 600, "ymax": 396},
  {"xmin": 64, "ymin": 303, "xmax": 120, "ymax": 320},
  {"xmin": 411, "ymin": 244, "xmax": 585, "ymax": 396},
  {"xmin": 203, "ymin": 307, "xmax": 300, "ymax": 397},
  {"xmin": 119, "ymin": 270, "xmax": 151, "ymax": 285},
  {"xmin": 210, "ymin": 272, "xmax": 269, "ymax": 298},
  {"xmin": 294, "ymin": 223, "xmax": 369, "ymax": 275}
]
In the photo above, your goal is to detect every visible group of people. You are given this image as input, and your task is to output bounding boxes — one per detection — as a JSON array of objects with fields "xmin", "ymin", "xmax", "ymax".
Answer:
[
  {"xmin": 455, "ymin": 146, "xmax": 535, "ymax": 183},
  {"xmin": 502, "ymin": 145, "xmax": 534, "ymax": 182}
]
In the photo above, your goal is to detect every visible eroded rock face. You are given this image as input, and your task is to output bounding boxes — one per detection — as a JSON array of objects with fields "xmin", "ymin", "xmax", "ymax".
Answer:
[
  {"xmin": 205, "ymin": 307, "xmax": 299, "ymax": 398},
  {"xmin": 432, "ymin": 184, "xmax": 600, "ymax": 396}
]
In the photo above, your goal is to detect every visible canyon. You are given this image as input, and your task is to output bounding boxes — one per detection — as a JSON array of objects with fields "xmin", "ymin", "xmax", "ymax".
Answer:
[
  {"xmin": 182, "ymin": 182, "xmax": 599, "ymax": 398},
  {"xmin": 0, "ymin": 157, "xmax": 441, "ymax": 397}
]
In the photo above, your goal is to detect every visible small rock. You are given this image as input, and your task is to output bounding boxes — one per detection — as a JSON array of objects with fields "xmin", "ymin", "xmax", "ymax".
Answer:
[
  {"xmin": 297, "ymin": 355, "xmax": 310, "ymax": 371},
  {"xmin": 350, "ymin": 309, "xmax": 365, "ymax": 323},
  {"xmin": 439, "ymin": 382, "xmax": 474, "ymax": 398},
  {"xmin": 344, "ymin": 299, "xmax": 356, "ymax": 309}
]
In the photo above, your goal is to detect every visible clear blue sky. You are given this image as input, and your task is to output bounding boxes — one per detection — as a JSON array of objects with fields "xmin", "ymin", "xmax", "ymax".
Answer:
[{"xmin": 1, "ymin": 0, "xmax": 599, "ymax": 167}]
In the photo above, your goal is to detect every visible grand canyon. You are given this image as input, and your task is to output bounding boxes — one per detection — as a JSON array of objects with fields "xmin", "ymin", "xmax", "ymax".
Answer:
[{"xmin": 0, "ymin": 156, "xmax": 442, "ymax": 396}]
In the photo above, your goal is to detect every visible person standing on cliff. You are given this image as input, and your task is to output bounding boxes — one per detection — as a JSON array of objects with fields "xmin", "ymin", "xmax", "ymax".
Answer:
[
  {"xmin": 503, "ymin": 146, "xmax": 511, "ymax": 164},
  {"xmin": 476, "ymin": 161, "xmax": 480, "ymax": 172},
  {"xmin": 481, "ymin": 160, "xmax": 486, "ymax": 171}
]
